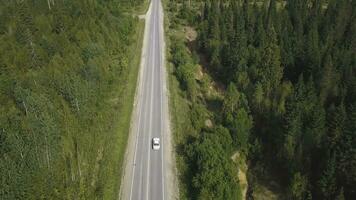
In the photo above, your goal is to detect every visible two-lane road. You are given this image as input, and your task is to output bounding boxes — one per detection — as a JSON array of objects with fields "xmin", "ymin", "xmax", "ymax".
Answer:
[{"xmin": 120, "ymin": 0, "xmax": 171, "ymax": 199}]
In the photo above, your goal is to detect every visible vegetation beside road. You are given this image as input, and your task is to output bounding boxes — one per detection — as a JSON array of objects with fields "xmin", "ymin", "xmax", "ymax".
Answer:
[
  {"xmin": 0, "ymin": 0, "xmax": 145, "ymax": 199},
  {"xmin": 165, "ymin": 1, "xmax": 244, "ymax": 199},
  {"xmin": 105, "ymin": 17, "xmax": 145, "ymax": 200},
  {"xmin": 166, "ymin": 0, "xmax": 355, "ymax": 199}
]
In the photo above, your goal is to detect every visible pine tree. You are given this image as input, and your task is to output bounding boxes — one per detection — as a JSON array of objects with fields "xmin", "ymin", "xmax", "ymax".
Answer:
[
  {"xmin": 253, "ymin": 82, "xmax": 264, "ymax": 111},
  {"xmin": 319, "ymin": 54, "xmax": 340, "ymax": 104},
  {"xmin": 231, "ymin": 108, "xmax": 253, "ymax": 153},
  {"xmin": 327, "ymin": 103, "xmax": 346, "ymax": 148},
  {"xmin": 318, "ymin": 153, "xmax": 338, "ymax": 199},
  {"xmin": 279, "ymin": 10, "xmax": 296, "ymax": 80},
  {"xmin": 259, "ymin": 26, "xmax": 283, "ymax": 103},
  {"xmin": 336, "ymin": 104, "xmax": 356, "ymax": 197},
  {"xmin": 223, "ymin": 82, "xmax": 240, "ymax": 118},
  {"xmin": 289, "ymin": 172, "xmax": 308, "ymax": 200},
  {"xmin": 335, "ymin": 187, "xmax": 345, "ymax": 200},
  {"xmin": 266, "ymin": 0, "xmax": 277, "ymax": 29},
  {"xmin": 305, "ymin": 22, "xmax": 321, "ymax": 76},
  {"xmin": 255, "ymin": 11, "xmax": 266, "ymax": 48}
]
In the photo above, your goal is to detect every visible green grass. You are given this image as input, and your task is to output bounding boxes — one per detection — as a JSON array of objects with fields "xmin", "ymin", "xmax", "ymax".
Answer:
[
  {"xmin": 167, "ymin": 76, "xmax": 192, "ymax": 200},
  {"xmin": 136, "ymin": 0, "xmax": 151, "ymax": 14},
  {"xmin": 167, "ymin": 43, "xmax": 193, "ymax": 200},
  {"xmin": 103, "ymin": 19, "xmax": 146, "ymax": 199},
  {"xmin": 163, "ymin": 2, "xmax": 245, "ymax": 199},
  {"xmin": 0, "ymin": 1, "xmax": 148, "ymax": 199},
  {"xmin": 162, "ymin": 2, "xmax": 196, "ymax": 199}
]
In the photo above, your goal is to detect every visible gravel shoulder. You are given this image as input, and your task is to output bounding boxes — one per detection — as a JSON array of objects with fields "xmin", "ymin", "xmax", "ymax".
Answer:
[
  {"xmin": 158, "ymin": 0, "xmax": 179, "ymax": 199},
  {"xmin": 118, "ymin": 2, "xmax": 152, "ymax": 199}
]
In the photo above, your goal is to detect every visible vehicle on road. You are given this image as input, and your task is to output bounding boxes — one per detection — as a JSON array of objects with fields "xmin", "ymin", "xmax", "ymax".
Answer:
[{"xmin": 152, "ymin": 137, "xmax": 160, "ymax": 150}]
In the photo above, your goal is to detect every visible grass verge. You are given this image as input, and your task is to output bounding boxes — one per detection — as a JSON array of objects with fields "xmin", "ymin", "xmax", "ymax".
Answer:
[
  {"xmin": 162, "ymin": 1, "xmax": 195, "ymax": 199},
  {"xmin": 104, "ymin": 19, "xmax": 146, "ymax": 200},
  {"xmin": 136, "ymin": 0, "xmax": 151, "ymax": 14}
]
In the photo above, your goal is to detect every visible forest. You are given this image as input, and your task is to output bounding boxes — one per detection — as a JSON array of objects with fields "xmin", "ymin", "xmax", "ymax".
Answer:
[
  {"xmin": 0, "ymin": 0, "xmax": 144, "ymax": 199},
  {"xmin": 166, "ymin": 0, "xmax": 355, "ymax": 199}
]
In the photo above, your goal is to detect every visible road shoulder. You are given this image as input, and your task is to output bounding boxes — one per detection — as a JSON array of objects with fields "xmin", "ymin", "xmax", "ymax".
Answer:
[
  {"xmin": 118, "ymin": 2, "xmax": 153, "ymax": 199},
  {"xmin": 159, "ymin": 0, "xmax": 179, "ymax": 199}
]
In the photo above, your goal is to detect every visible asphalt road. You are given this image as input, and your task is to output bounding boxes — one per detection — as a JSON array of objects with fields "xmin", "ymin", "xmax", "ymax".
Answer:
[{"xmin": 122, "ymin": 0, "xmax": 168, "ymax": 199}]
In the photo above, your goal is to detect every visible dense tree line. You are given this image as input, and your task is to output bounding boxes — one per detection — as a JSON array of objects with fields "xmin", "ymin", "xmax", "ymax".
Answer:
[
  {"xmin": 167, "ymin": 1, "xmax": 249, "ymax": 199},
  {"xmin": 169, "ymin": 35, "xmax": 244, "ymax": 200},
  {"xmin": 0, "ymin": 0, "xmax": 143, "ymax": 199},
  {"xmin": 168, "ymin": 0, "xmax": 355, "ymax": 199}
]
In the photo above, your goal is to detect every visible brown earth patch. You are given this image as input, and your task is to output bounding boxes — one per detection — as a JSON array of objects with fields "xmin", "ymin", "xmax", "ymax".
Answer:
[{"xmin": 184, "ymin": 26, "xmax": 197, "ymax": 42}]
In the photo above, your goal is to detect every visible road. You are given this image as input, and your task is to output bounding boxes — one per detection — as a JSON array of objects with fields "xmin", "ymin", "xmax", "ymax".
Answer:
[{"xmin": 120, "ymin": 0, "xmax": 175, "ymax": 199}]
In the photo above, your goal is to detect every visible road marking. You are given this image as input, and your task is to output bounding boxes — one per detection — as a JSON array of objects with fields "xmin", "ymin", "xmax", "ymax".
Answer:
[
  {"xmin": 129, "ymin": 2, "xmax": 153, "ymax": 199},
  {"xmin": 158, "ymin": 0, "xmax": 166, "ymax": 199},
  {"xmin": 145, "ymin": 1, "xmax": 157, "ymax": 199},
  {"xmin": 127, "ymin": 1, "xmax": 169, "ymax": 199},
  {"xmin": 129, "ymin": 44, "xmax": 144, "ymax": 200}
]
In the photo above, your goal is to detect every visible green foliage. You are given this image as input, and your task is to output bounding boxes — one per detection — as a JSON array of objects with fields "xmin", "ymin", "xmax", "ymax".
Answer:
[
  {"xmin": 289, "ymin": 172, "xmax": 309, "ymax": 200},
  {"xmin": 168, "ymin": 0, "xmax": 356, "ymax": 199},
  {"xmin": 187, "ymin": 127, "xmax": 241, "ymax": 200},
  {"xmin": 166, "ymin": 1, "xmax": 243, "ymax": 199},
  {"xmin": 223, "ymin": 83, "xmax": 241, "ymax": 117},
  {"xmin": 170, "ymin": 37, "xmax": 198, "ymax": 100},
  {"xmin": 231, "ymin": 108, "xmax": 253, "ymax": 154},
  {"xmin": 223, "ymin": 83, "xmax": 253, "ymax": 153},
  {"xmin": 0, "ymin": 0, "xmax": 144, "ymax": 199},
  {"xmin": 336, "ymin": 188, "xmax": 346, "ymax": 200},
  {"xmin": 318, "ymin": 154, "xmax": 338, "ymax": 199}
]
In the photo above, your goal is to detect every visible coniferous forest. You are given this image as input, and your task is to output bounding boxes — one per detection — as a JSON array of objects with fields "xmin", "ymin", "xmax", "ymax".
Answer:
[
  {"xmin": 0, "ymin": 0, "xmax": 144, "ymax": 199},
  {"xmin": 166, "ymin": 0, "xmax": 355, "ymax": 199},
  {"xmin": 1, "ymin": 0, "xmax": 355, "ymax": 199}
]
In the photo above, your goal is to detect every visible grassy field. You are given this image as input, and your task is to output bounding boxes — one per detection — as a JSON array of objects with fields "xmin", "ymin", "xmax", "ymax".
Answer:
[
  {"xmin": 0, "ymin": 1, "xmax": 149, "ymax": 199},
  {"xmin": 162, "ymin": 2, "xmax": 191, "ymax": 199},
  {"xmin": 107, "ymin": 1, "xmax": 149, "ymax": 198},
  {"xmin": 135, "ymin": 0, "xmax": 151, "ymax": 15},
  {"xmin": 104, "ymin": 18, "xmax": 146, "ymax": 199},
  {"xmin": 163, "ymin": 1, "xmax": 246, "ymax": 199}
]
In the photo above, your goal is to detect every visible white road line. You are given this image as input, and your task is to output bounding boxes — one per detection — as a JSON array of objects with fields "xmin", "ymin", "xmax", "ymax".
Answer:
[
  {"xmin": 142, "ymin": 4, "xmax": 155, "ymax": 199},
  {"xmin": 129, "ymin": 28, "xmax": 145, "ymax": 200},
  {"xmin": 137, "ymin": 91, "xmax": 147, "ymax": 199},
  {"xmin": 158, "ymin": 0, "xmax": 165, "ymax": 199},
  {"xmin": 145, "ymin": 1, "xmax": 157, "ymax": 199},
  {"xmin": 129, "ymin": 42, "xmax": 144, "ymax": 200},
  {"xmin": 129, "ymin": 2, "xmax": 153, "ymax": 200}
]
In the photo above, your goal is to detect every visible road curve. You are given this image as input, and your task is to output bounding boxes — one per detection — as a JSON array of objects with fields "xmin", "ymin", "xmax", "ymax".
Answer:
[{"xmin": 120, "ymin": 0, "xmax": 174, "ymax": 199}]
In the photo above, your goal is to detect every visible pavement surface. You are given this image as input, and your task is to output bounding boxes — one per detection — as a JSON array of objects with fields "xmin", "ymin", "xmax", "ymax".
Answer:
[{"xmin": 119, "ymin": 0, "xmax": 177, "ymax": 199}]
